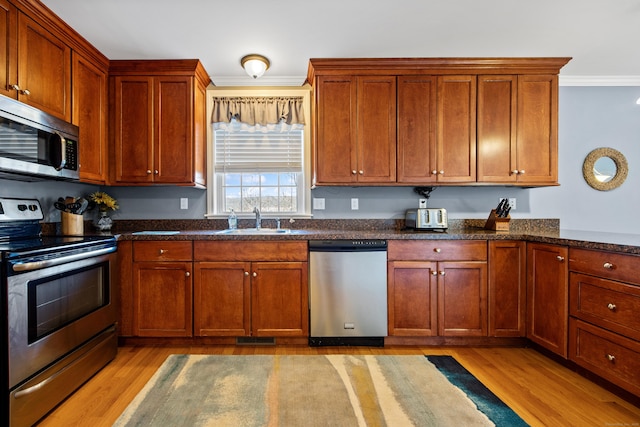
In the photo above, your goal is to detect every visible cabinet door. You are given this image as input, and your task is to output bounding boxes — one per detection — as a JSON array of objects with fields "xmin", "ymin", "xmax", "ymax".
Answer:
[
  {"xmin": 436, "ymin": 75, "xmax": 476, "ymax": 183},
  {"xmin": 438, "ymin": 261, "xmax": 487, "ymax": 336},
  {"xmin": 314, "ymin": 75, "xmax": 357, "ymax": 184},
  {"xmin": 527, "ymin": 243, "xmax": 568, "ymax": 357},
  {"xmin": 355, "ymin": 76, "xmax": 396, "ymax": 183},
  {"xmin": 387, "ymin": 261, "xmax": 437, "ymax": 336},
  {"xmin": 72, "ymin": 51, "xmax": 107, "ymax": 184},
  {"xmin": 112, "ymin": 76, "xmax": 154, "ymax": 183},
  {"xmin": 17, "ymin": 13, "xmax": 71, "ymax": 121},
  {"xmin": 397, "ymin": 76, "xmax": 437, "ymax": 183},
  {"xmin": 477, "ymin": 75, "xmax": 517, "ymax": 183},
  {"xmin": 488, "ymin": 240, "xmax": 526, "ymax": 337},
  {"xmin": 0, "ymin": 0, "xmax": 16, "ymax": 99},
  {"xmin": 194, "ymin": 261, "xmax": 251, "ymax": 336},
  {"xmin": 133, "ymin": 261, "xmax": 193, "ymax": 337},
  {"xmin": 516, "ymin": 75, "xmax": 558, "ymax": 184},
  {"xmin": 251, "ymin": 262, "xmax": 308, "ymax": 336},
  {"xmin": 155, "ymin": 76, "xmax": 194, "ymax": 183}
]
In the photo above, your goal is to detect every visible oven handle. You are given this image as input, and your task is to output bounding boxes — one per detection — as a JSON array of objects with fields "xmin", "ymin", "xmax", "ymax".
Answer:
[{"xmin": 12, "ymin": 246, "xmax": 116, "ymax": 272}]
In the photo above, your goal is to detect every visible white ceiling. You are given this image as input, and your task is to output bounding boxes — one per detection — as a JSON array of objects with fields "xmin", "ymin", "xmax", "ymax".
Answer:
[{"xmin": 41, "ymin": 0, "xmax": 640, "ymax": 86}]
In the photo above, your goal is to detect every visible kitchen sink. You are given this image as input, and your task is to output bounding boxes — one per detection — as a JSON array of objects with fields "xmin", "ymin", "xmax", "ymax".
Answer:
[{"xmin": 214, "ymin": 228, "xmax": 298, "ymax": 235}]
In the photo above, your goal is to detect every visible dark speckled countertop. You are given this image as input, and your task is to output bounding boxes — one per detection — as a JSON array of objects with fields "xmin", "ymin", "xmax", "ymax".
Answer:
[{"xmin": 91, "ymin": 218, "xmax": 640, "ymax": 255}]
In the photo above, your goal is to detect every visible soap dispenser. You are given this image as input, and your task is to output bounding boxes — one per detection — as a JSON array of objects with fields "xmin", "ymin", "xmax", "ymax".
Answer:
[{"xmin": 228, "ymin": 209, "xmax": 237, "ymax": 230}]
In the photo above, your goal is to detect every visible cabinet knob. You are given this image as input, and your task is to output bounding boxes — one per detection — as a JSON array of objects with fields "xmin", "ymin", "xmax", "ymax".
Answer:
[
  {"xmin": 434, "ymin": 248, "xmax": 441, "ymax": 253},
  {"xmin": 607, "ymin": 354, "xmax": 616, "ymax": 363},
  {"xmin": 519, "ymin": 170, "xmax": 525, "ymax": 174},
  {"xmin": 244, "ymin": 271, "xmax": 249, "ymax": 276},
  {"xmin": 9, "ymin": 84, "xmax": 20, "ymax": 91},
  {"xmin": 154, "ymin": 170, "xmax": 159, "ymax": 175},
  {"xmin": 431, "ymin": 271, "xmax": 438, "ymax": 276},
  {"xmin": 603, "ymin": 262, "xmax": 614, "ymax": 269},
  {"xmin": 607, "ymin": 303, "xmax": 617, "ymax": 311},
  {"xmin": 512, "ymin": 170, "xmax": 519, "ymax": 175},
  {"xmin": 352, "ymin": 170, "xmax": 357, "ymax": 175},
  {"xmin": 159, "ymin": 249, "xmax": 166, "ymax": 254},
  {"xmin": 252, "ymin": 272, "xmax": 257, "ymax": 277},
  {"xmin": 147, "ymin": 170, "xmax": 152, "ymax": 174},
  {"xmin": 439, "ymin": 170, "xmax": 444, "ymax": 175},
  {"xmin": 358, "ymin": 170, "xmax": 364, "ymax": 175},
  {"xmin": 439, "ymin": 271, "xmax": 445, "ymax": 276},
  {"xmin": 431, "ymin": 170, "xmax": 438, "ymax": 175},
  {"xmin": 185, "ymin": 271, "xmax": 190, "ymax": 277},
  {"xmin": 556, "ymin": 256, "xmax": 565, "ymax": 262}
]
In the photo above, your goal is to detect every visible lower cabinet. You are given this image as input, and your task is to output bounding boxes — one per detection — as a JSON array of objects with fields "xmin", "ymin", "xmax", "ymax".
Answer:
[
  {"xmin": 387, "ymin": 240, "xmax": 487, "ymax": 337},
  {"xmin": 132, "ymin": 241, "xmax": 193, "ymax": 337},
  {"xmin": 193, "ymin": 241, "xmax": 309, "ymax": 337},
  {"xmin": 526, "ymin": 242, "xmax": 569, "ymax": 357},
  {"xmin": 488, "ymin": 240, "xmax": 526, "ymax": 337}
]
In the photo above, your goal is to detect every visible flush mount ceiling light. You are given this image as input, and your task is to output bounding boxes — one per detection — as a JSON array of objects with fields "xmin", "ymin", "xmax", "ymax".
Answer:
[{"xmin": 241, "ymin": 54, "xmax": 270, "ymax": 79}]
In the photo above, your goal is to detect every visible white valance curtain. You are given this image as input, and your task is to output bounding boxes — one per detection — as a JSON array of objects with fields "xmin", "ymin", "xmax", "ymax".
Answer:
[{"xmin": 211, "ymin": 96, "xmax": 305, "ymax": 126}]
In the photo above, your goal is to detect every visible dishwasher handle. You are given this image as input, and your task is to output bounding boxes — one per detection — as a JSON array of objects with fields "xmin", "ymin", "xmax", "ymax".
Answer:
[{"xmin": 309, "ymin": 240, "xmax": 387, "ymax": 252}]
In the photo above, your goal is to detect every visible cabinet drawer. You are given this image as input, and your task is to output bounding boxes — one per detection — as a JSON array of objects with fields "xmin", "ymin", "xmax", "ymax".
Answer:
[
  {"xmin": 569, "ymin": 318, "xmax": 640, "ymax": 397},
  {"xmin": 569, "ymin": 248, "xmax": 640, "ymax": 285},
  {"xmin": 133, "ymin": 241, "xmax": 193, "ymax": 262},
  {"xmin": 570, "ymin": 272, "xmax": 640, "ymax": 341},
  {"xmin": 194, "ymin": 241, "xmax": 308, "ymax": 262},
  {"xmin": 388, "ymin": 240, "xmax": 487, "ymax": 261}
]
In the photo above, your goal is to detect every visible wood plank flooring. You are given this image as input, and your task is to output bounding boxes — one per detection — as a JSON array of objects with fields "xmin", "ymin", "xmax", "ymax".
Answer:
[{"xmin": 37, "ymin": 345, "xmax": 640, "ymax": 426}]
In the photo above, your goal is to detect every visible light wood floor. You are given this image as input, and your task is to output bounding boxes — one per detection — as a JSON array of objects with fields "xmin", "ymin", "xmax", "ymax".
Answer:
[{"xmin": 37, "ymin": 345, "xmax": 640, "ymax": 427}]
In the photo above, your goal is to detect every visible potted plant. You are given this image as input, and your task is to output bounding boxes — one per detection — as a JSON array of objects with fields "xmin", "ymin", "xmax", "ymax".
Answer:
[{"xmin": 89, "ymin": 191, "xmax": 119, "ymax": 231}]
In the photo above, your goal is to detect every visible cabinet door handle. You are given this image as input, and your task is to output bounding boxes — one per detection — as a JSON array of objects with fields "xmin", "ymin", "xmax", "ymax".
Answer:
[
  {"xmin": 603, "ymin": 262, "xmax": 614, "ymax": 269},
  {"xmin": 556, "ymin": 256, "xmax": 565, "ymax": 262},
  {"xmin": 154, "ymin": 170, "xmax": 159, "ymax": 175},
  {"xmin": 607, "ymin": 303, "xmax": 617, "ymax": 311},
  {"xmin": 512, "ymin": 169, "xmax": 519, "ymax": 175},
  {"xmin": 159, "ymin": 249, "xmax": 166, "ymax": 254},
  {"xmin": 431, "ymin": 170, "xmax": 438, "ymax": 175},
  {"xmin": 146, "ymin": 170, "xmax": 152, "ymax": 174},
  {"xmin": 433, "ymin": 248, "xmax": 441, "ymax": 253},
  {"xmin": 439, "ymin": 271, "xmax": 445, "ymax": 276},
  {"xmin": 244, "ymin": 271, "xmax": 249, "ymax": 276},
  {"xmin": 519, "ymin": 170, "xmax": 525, "ymax": 174},
  {"xmin": 252, "ymin": 272, "xmax": 257, "ymax": 277},
  {"xmin": 431, "ymin": 271, "xmax": 438, "ymax": 276},
  {"xmin": 358, "ymin": 170, "xmax": 364, "ymax": 175},
  {"xmin": 352, "ymin": 170, "xmax": 357, "ymax": 175},
  {"xmin": 185, "ymin": 271, "xmax": 190, "ymax": 277},
  {"xmin": 9, "ymin": 84, "xmax": 20, "ymax": 91},
  {"xmin": 439, "ymin": 170, "xmax": 444, "ymax": 175},
  {"xmin": 607, "ymin": 354, "xmax": 616, "ymax": 362}
]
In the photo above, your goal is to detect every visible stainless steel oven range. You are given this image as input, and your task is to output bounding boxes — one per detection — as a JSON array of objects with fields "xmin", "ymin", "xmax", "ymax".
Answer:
[{"xmin": 0, "ymin": 197, "xmax": 118, "ymax": 427}]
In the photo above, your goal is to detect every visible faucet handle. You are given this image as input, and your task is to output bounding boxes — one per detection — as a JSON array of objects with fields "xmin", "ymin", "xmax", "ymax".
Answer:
[{"xmin": 275, "ymin": 218, "xmax": 281, "ymax": 229}]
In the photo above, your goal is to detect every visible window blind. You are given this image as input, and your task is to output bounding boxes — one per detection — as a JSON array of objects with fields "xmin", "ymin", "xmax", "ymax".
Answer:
[{"xmin": 214, "ymin": 125, "xmax": 303, "ymax": 173}]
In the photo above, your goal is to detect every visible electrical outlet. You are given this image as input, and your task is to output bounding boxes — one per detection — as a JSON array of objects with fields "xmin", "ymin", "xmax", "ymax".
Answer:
[
  {"xmin": 419, "ymin": 198, "xmax": 427, "ymax": 208},
  {"xmin": 180, "ymin": 198, "xmax": 188, "ymax": 209},
  {"xmin": 313, "ymin": 198, "xmax": 325, "ymax": 210},
  {"xmin": 351, "ymin": 198, "xmax": 359, "ymax": 210}
]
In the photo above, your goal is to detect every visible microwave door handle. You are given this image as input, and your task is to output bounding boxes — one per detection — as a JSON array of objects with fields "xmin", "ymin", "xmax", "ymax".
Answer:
[{"xmin": 52, "ymin": 132, "xmax": 66, "ymax": 171}]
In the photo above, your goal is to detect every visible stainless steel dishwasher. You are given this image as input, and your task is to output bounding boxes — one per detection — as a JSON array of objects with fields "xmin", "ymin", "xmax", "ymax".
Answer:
[{"xmin": 309, "ymin": 240, "xmax": 387, "ymax": 346}]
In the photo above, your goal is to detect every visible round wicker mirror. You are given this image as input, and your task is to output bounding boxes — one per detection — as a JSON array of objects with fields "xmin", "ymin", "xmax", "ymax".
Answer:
[{"xmin": 582, "ymin": 147, "xmax": 628, "ymax": 191}]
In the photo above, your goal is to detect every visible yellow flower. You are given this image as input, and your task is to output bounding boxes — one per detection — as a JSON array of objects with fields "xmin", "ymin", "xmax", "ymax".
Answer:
[{"xmin": 89, "ymin": 191, "xmax": 119, "ymax": 211}]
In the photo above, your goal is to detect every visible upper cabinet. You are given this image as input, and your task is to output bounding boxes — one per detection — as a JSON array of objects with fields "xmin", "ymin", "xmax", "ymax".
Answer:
[
  {"xmin": 307, "ymin": 57, "xmax": 570, "ymax": 187},
  {"xmin": 0, "ymin": 1, "xmax": 71, "ymax": 121},
  {"xmin": 109, "ymin": 60, "xmax": 210, "ymax": 187}
]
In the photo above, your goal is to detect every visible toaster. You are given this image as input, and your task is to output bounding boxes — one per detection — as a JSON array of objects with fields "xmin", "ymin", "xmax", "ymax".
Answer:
[{"xmin": 405, "ymin": 208, "xmax": 448, "ymax": 230}]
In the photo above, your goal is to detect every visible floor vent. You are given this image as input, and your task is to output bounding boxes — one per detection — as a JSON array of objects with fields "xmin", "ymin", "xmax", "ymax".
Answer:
[{"xmin": 236, "ymin": 337, "xmax": 276, "ymax": 345}]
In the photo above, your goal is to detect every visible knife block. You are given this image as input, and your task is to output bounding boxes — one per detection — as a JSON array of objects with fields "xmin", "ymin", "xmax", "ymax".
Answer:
[
  {"xmin": 484, "ymin": 209, "xmax": 510, "ymax": 231},
  {"xmin": 61, "ymin": 211, "xmax": 84, "ymax": 236}
]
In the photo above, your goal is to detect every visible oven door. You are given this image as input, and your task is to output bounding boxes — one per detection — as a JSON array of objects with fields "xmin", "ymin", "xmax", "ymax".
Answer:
[{"xmin": 7, "ymin": 250, "xmax": 116, "ymax": 389}]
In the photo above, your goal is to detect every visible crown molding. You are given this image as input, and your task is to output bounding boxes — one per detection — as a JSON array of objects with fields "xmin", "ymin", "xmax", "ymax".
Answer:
[
  {"xmin": 211, "ymin": 75, "xmax": 307, "ymax": 87},
  {"xmin": 560, "ymin": 76, "xmax": 640, "ymax": 86}
]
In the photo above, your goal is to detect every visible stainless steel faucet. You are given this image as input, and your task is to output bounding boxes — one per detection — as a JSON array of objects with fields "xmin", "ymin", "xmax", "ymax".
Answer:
[{"xmin": 253, "ymin": 207, "xmax": 261, "ymax": 229}]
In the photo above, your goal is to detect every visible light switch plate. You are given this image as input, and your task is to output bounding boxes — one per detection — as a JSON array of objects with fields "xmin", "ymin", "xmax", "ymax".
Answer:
[
  {"xmin": 351, "ymin": 198, "xmax": 359, "ymax": 210},
  {"xmin": 313, "ymin": 198, "xmax": 325, "ymax": 210},
  {"xmin": 180, "ymin": 198, "xmax": 188, "ymax": 209}
]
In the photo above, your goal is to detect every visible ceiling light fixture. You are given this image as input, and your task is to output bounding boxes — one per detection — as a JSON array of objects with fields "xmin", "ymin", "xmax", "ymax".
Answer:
[{"xmin": 241, "ymin": 54, "xmax": 270, "ymax": 79}]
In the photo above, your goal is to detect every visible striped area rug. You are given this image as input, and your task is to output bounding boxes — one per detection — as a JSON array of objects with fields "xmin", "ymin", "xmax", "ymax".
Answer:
[{"xmin": 114, "ymin": 354, "xmax": 527, "ymax": 426}]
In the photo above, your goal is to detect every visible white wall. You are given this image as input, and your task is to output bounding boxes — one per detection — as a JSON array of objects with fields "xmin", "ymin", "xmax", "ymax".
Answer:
[{"xmin": 2, "ymin": 86, "xmax": 639, "ymax": 233}]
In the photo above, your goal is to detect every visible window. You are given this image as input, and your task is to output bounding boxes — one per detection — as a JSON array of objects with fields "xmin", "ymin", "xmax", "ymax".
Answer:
[
  {"xmin": 206, "ymin": 88, "xmax": 311, "ymax": 217},
  {"xmin": 214, "ymin": 121, "xmax": 304, "ymax": 214}
]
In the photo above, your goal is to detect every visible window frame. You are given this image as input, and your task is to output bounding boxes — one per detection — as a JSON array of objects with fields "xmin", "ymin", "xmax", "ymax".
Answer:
[{"xmin": 205, "ymin": 86, "xmax": 312, "ymax": 218}]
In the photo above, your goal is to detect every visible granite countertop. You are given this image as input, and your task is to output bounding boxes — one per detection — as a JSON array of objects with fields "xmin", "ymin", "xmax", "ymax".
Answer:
[{"xmin": 109, "ymin": 218, "xmax": 640, "ymax": 255}]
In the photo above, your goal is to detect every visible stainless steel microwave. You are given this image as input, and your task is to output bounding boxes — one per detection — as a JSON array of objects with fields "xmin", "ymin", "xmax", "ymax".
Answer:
[{"xmin": 0, "ymin": 95, "xmax": 79, "ymax": 181}]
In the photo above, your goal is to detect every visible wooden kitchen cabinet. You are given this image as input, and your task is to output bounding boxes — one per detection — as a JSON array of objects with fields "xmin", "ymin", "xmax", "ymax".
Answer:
[
  {"xmin": 132, "ymin": 241, "xmax": 193, "ymax": 337},
  {"xmin": 527, "ymin": 242, "xmax": 569, "ymax": 357},
  {"xmin": 72, "ymin": 51, "xmax": 108, "ymax": 184},
  {"xmin": 313, "ymin": 75, "xmax": 396, "ymax": 184},
  {"xmin": 488, "ymin": 240, "xmax": 526, "ymax": 337},
  {"xmin": 110, "ymin": 60, "xmax": 209, "ymax": 186},
  {"xmin": 568, "ymin": 248, "xmax": 640, "ymax": 396},
  {"xmin": 194, "ymin": 241, "xmax": 309, "ymax": 337},
  {"xmin": 0, "ymin": 7, "xmax": 71, "ymax": 121},
  {"xmin": 388, "ymin": 240, "xmax": 487, "ymax": 337},
  {"xmin": 477, "ymin": 74, "xmax": 559, "ymax": 184}
]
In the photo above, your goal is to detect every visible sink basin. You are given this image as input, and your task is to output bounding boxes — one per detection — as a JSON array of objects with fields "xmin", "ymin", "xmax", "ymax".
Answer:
[{"xmin": 215, "ymin": 228, "xmax": 293, "ymax": 235}]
